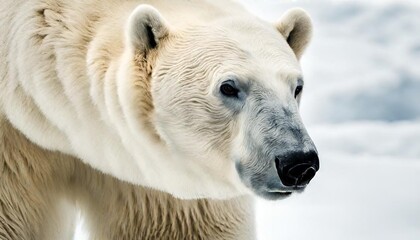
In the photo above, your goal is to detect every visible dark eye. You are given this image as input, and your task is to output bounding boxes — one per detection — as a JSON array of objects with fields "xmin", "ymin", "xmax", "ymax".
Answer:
[
  {"xmin": 294, "ymin": 86, "xmax": 303, "ymax": 98},
  {"xmin": 220, "ymin": 81, "xmax": 239, "ymax": 97}
]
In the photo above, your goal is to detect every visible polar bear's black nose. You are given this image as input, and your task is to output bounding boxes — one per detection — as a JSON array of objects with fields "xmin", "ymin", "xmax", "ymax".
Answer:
[{"xmin": 275, "ymin": 151, "xmax": 319, "ymax": 187}]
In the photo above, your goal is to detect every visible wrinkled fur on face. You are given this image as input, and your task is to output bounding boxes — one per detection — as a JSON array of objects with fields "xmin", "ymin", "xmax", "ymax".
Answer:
[
  {"xmin": 152, "ymin": 15, "xmax": 315, "ymax": 199},
  {"xmin": 0, "ymin": 0, "xmax": 313, "ymax": 199}
]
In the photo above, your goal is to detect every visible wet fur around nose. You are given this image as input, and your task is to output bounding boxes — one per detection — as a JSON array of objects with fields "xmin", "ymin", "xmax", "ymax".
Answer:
[{"xmin": 234, "ymin": 85, "xmax": 317, "ymax": 198}]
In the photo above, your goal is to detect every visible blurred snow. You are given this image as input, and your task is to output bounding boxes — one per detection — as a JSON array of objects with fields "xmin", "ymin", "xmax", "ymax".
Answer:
[{"xmin": 240, "ymin": 0, "xmax": 420, "ymax": 240}]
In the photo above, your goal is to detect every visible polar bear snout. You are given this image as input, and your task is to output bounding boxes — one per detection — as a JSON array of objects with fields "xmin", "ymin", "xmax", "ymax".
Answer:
[
  {"xmin": 275, "ymin": 150, "xmax": 319, "ymax": 187},
  {"xmin": 234, "ymin": 100, "xmax": 320, "ymax": 200}
]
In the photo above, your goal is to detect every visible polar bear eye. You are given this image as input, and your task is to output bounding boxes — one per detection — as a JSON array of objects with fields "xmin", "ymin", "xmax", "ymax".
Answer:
[
  {"xmin": 220, "ymin": 81, "xmax": 239, "ymax": 97},
  {"xmin": 294, "ymin": 85, "xmax": 303, "ymax": 98}
]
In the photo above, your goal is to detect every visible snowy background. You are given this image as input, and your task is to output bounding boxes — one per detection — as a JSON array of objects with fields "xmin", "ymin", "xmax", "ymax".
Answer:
[
  {"xmin": 75, "ymin": 0, "xmax": 420, "ymax": 239},
  {"xmin": 240, "ymin": 0, "xmax": 420, "ymax": 240}
]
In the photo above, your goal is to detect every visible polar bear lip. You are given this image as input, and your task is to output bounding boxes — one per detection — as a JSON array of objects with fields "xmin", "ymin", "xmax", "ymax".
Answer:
[
  {"xmin": 262, "ymin": 185, "xmax": 310, "ymax": 200},
  {"xmin": 261, "ymin": 190, "xmax": 293, "ymax": 200},
  {"xmin": 267, "ymin": 190, "xmax": 293, "ymax": 194},
  {"xmin": 267, "ymin": 190, "xmax": 293, "ymax": 197}
]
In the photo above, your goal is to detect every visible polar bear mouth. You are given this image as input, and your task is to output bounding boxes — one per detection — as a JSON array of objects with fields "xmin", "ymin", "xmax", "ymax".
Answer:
[
  {"xmin": 268, "ymin": 190, "xmax": 293, "ymax": 196},
  {"xmin": 267, "ymin": 190, "xmax": 293, "ymax": 194},
  {"xmin": 262, "ymin": 190, "xmax": 294, "ymax": 200}
]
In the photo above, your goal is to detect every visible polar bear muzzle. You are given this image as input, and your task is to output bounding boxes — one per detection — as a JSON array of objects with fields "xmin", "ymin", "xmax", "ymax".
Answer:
[{"xmin": 234, "ymin": 95, "xmax": 320, "ymax": 200}]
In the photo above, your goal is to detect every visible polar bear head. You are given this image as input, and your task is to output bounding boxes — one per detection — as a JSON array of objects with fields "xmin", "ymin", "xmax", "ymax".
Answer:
[{"xmin": 118, "ymin": 5, "xmax": 318, "ymax": 200}]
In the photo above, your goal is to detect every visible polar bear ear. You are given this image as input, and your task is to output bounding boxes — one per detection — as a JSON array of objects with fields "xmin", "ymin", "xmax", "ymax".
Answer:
[
  {"xmin": 126, "ymin": 5, "xmax": 170, "ymax": 53},
  {"xmin": 276, "ymin": 8, "xmax": 313, "ymax": 60}
]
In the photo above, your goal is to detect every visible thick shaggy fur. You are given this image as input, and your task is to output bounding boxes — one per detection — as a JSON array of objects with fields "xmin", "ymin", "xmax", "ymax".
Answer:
[
  {"xmin": 0, "ymin": 118, "xmax": 253, "ymax": 239},
  {"xmin": 0, "ymin": 0, "xmax": 313, "ymax": 238}
]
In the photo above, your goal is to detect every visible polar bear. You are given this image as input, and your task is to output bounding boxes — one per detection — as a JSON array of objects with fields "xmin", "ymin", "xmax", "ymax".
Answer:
[{"xmin": 0, "ymin": 0, "xmax": 318, "ymax": 239}]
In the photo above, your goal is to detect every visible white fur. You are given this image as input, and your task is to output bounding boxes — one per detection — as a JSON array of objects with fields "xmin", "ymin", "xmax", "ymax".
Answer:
[{"xmin": 0, "ymin": 0, "xmax": 312, "ymax": 200}]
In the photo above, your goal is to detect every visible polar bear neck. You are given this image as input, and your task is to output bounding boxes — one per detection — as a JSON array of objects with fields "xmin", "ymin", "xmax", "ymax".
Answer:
[{"xmin": 0, "ymin": 1, "xmax": 163, "ymax": 184}]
